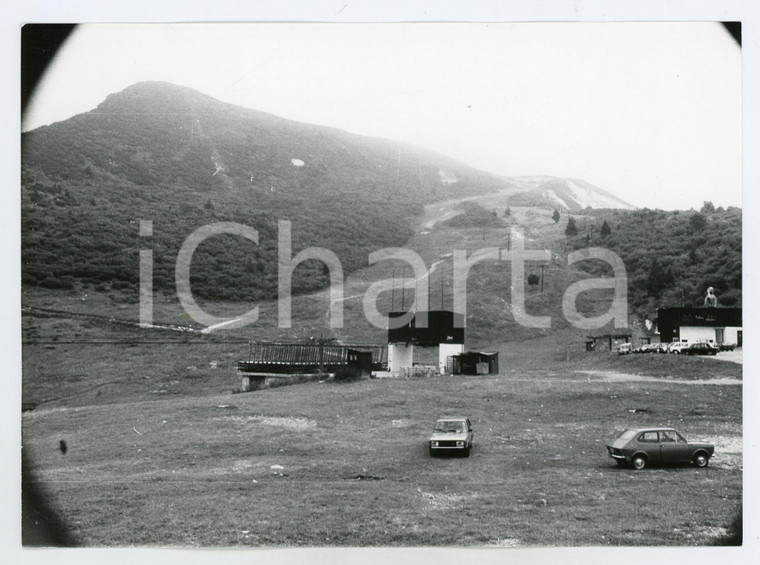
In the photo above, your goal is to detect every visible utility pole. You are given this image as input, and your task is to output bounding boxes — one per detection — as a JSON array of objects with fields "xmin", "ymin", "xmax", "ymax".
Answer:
[
  {"xmin": 427, "ymin": 263, "xmax": 431, "ymax": 311},
  {"xmin": 391, "ymin": 268, "xmax": 396, "ymax": 310},
  {"xmin": 319, "ymin": 334, "xmax": 324, "ymax": 374},
  {"xmin": 540, "ymin": 264, "xmax": 545, "ymax": 294},
  {"xmin": 401, "ymin": 272, "xmax": 406, "ymax": 310}
]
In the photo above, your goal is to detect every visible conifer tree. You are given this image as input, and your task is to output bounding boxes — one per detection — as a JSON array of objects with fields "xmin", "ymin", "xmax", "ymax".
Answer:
[
  {"xmin": 600, "ymin": 220, "xmax": 611, "ymax": 238},
  {"xmin": 565, "ymin": 217, "xmax": 578, "ymax": 236}
]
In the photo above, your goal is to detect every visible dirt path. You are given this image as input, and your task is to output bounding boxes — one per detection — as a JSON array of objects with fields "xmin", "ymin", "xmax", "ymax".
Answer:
[
  {"xmin": 22, "ymin": 305, "xmax": 201, "ymax": 333},
  {"xmin": 575, "ymin": 370, "xmax": 741, "ymax": 386}
]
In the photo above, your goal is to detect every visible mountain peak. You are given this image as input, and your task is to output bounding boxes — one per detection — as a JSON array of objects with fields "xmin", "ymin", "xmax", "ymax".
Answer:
[{"xmin": 93, "ymin": 81, "xmax": 224, "ymax": 115}]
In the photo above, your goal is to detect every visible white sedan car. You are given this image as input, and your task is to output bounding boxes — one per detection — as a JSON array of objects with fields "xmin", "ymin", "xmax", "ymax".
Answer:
[{"xmin": 428, "ymin": 417, "xmax": 474, "ymax": 457}]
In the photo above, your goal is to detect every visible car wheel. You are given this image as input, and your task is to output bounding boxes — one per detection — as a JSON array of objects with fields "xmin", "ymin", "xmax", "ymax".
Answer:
[
  {"xmin": 632, "ymin": 455, "xmax": 647, "ymax": 470},
  {"xmin": 429, "ymin": 448, "xmax": 436, "ymax": 457},
  {"xmin": 463, "ymin": 446, "xmax": 470, "ymax": 458},
  {"xmin": 693, "ymin": 453, "xmax": 709, "ymax": 468},
  {"xmin": 672, "ymin": 351, "xmax": 680, "ymax": 355}
]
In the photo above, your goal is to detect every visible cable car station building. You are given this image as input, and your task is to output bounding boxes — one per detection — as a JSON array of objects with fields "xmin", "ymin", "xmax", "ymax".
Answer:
[{"xmin": 387, "ymin": 310, "xmax": 465, "ymax": 374}]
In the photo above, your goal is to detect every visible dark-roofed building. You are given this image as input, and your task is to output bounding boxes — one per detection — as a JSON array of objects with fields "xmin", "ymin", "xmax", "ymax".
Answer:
[{"xmin": 657, "ymin": 307, "xmax": 742, "ymax": 346}]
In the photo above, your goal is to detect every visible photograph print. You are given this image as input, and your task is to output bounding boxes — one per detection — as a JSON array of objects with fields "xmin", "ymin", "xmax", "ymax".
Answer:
[{"xmin": 20, "ymin": 21, "xmax": 743, "ymax": 548}]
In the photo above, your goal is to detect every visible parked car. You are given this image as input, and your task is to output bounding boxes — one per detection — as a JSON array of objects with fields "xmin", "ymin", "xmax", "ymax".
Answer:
[
  {"xmin": 606, "ymin": 427, "xmax": 714, "ymax": 469},
  {"xmin": 617, "ymin": 343, "xmax": 632, "ymax": 355},
  {"xmin": 683, "ymin": 342, "xmax": 719, "ymax": 356},
  {"xmin": 429, "ymin": 417, "xmax": 474, "ymax": 457},
  {"xmin": 718, "ymin": 343, "xmax": 736, "ymax": 351},
  {"xmin": 667, "ymin": 342, "xmax": 690, "ymax": 354},
  {"xmin": 651, "ymin": 343, "xmax": 670, "ymax": 354}
]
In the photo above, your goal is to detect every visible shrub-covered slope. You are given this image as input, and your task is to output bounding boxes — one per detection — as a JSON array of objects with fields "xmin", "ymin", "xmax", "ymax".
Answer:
[{"xmin": 563, "ymin": 206, "xmax": 742, "ymax": 319}]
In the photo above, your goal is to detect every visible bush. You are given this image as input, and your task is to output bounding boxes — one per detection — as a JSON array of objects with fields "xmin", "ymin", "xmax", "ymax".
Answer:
[
  {"xmin": 39, "ymin": 276, "xmax": 64, "ymax": 289},
  {"xmin": 399, "ymin": 366, "xmax": 440, "ymax": 379}
]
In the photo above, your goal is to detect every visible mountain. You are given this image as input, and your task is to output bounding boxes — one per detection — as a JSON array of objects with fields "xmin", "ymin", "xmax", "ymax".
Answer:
[
  {"xmin": 506, "ymin": 176, "xmax": 636, "ymax": 212},
  {"xmin": 21, "ymin": 81, "xmax": 513, "ymax": 300}
]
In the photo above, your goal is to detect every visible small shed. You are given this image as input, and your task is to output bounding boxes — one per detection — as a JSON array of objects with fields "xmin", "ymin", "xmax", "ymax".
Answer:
[
  {"xmin": 452, "ymin": 351, "xmax": 499, "ymax": 375},
  {"xmin": 587, "ymin": 332, "xmax": 632, "ymax": 352}
]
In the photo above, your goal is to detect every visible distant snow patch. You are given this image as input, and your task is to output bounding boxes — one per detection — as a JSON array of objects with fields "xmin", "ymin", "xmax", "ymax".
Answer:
[
  {"xmin": 438, "ymin": 170, "xmax": 458, "ymax": 185},
  {"xmin": 291, "ymin": 159, "xmax": 305, "ymax": 167},
  {"xmin": 566, "ymin": 180, "xmax": 628, "ymax": 209},
  {"xmin": 542, "ymin": 189, "xmax": 569, "ymax": 210}
]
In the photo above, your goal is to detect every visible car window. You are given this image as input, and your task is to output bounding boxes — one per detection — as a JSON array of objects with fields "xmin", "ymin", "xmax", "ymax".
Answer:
[
  {"xmin": 675, "ymin": 432, "xmax": 688, "ymax": 443},
  {"xmin": 618, "ymin": 429, "xmax": 637, "ymax": 441},
  {"xmin": 660, "ymin": 430, "xmax": 678, "ymax": 443},
  {"xmin": 639, "ymin": 431, "xmax": 658, "ymax": 442},
  {"xmin": 435, "ymin": 421, "xmax": 465, "ymax": 433}
]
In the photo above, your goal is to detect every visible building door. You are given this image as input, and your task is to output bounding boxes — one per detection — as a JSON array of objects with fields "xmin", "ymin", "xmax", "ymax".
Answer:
[
  {"xmin": 715, "ymin": 328, "xmax": 725, "ymax": 345},
  {"xmin": 738, "ymin": 330, "xmax": 743, "ymax": 347}
]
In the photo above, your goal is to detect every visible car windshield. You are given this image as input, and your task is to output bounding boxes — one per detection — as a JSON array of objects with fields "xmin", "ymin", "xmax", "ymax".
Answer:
[
  {"xmin": 435, "ymin": 421, "xmax": 465, "ymax": 433},
  {"xmin": 617, "ymin": 429, "xmax": 638, "ymax": 441}
]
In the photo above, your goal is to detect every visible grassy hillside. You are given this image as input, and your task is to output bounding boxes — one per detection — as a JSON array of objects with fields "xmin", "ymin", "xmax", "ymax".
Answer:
[
  {"xmin": 20, "ymin": 201, "xmax": 647, "ymax": 353},
  {"xmin": 21, "ymin": 201, "xmax": 741, "ymax": 357},
  {"xmin": 21, "ymin": 81, "xmax": 512, "ymax": 300}
]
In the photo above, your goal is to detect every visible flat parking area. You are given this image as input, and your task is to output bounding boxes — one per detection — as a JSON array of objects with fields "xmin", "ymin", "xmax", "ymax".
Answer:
[{"xmin": 713, "ymin": 348, "xmax": 743, "ymax": 364}]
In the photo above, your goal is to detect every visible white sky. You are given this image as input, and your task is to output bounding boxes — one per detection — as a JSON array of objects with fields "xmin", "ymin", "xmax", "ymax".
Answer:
[{"xmin": 23, "ymin": 22, "xmax": 741, "ymax": 211}]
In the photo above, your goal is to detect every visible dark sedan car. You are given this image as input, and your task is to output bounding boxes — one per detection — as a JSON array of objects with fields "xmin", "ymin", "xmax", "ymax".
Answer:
[
  {"xmin": 683, "ymin": 342, "xmax": 719, "ymax": 356},
  {"xmin": 606, "ymin": 427, "xmax": 714, "ymax": 469}
]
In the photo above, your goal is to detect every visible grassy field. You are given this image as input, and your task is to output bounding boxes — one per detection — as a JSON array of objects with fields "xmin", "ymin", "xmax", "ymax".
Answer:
[{"xmin": 22, "ymin": 335, "xmax": 742, "ymax": 547}]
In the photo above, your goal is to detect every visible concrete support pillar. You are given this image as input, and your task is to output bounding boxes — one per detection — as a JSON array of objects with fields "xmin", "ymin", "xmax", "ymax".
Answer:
[{"xmin": 388, "ymin": 343, "xmax": 414, "ymax": 373}]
